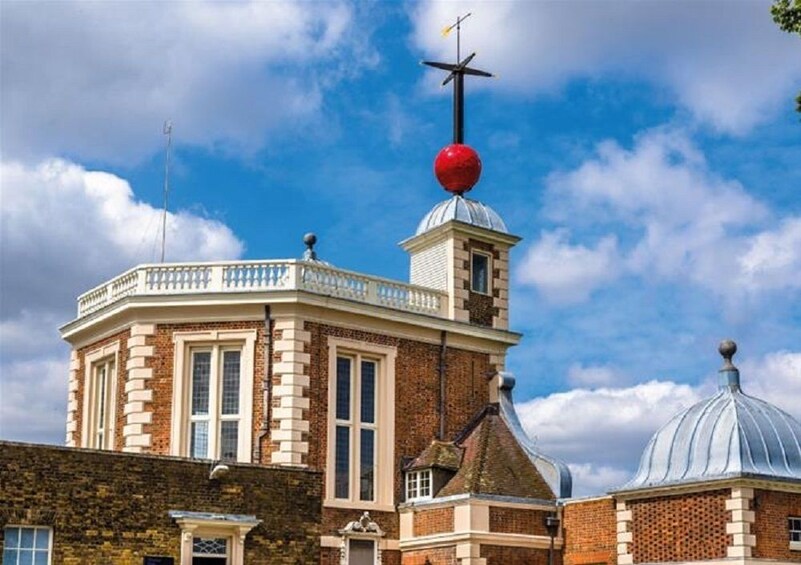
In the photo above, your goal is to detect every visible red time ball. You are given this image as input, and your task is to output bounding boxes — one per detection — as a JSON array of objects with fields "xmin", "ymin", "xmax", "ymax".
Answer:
[{"xmin": 434, "ymin": 143, "xmax": 482, "ymax": 195}]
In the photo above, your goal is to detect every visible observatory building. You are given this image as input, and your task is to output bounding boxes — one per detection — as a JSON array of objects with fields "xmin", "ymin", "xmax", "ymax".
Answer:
[{"xmin": 2, "ymin": 41, "xmax": 801, "ymax": 565}]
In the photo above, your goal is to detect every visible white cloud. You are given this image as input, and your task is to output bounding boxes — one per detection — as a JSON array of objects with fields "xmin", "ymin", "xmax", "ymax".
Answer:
[
  {"xmin": 410, "ymin": 1, "xmax": 801, "ymax": 133},
  {"xmin": 0, "ymin": 357, "xmax": 68, "ymax": 444},
  {"xmin": 738, "ymin": 218, "xmax": 801, "ymax": 292},
  {"xmin": 518, "ymin": 128, "xmax": 800, "ymax": 304},
  {"xmin": 0, "ymin": 159, "xmax": 243, "ymax": 316},
  {"xmin": 566, "ymin": 363, "xmax": 623, "ymax": 388},
  {"xmin": 0, "ymin": 158, "xmax": 245, "ymax": 443},
  {"xmin": 517, "ymin": 230, "xmax": 620, "ymax": 304},
  {"xmin": 567, "ymin": 463, "xmax": 631, "ymax": 499},
  {"xmin": 1, "ymin": 1, "xmax": 374, "ymax": 162},
  {"xmin": 517, "ymin": 350, "xmax": 801, "ymax": 495}
]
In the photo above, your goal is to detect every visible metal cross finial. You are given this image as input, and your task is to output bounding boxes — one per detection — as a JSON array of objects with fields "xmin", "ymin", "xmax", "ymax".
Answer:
[{"xmin": 422, "ymin": 13, "xmax": 494, "ymax": 144}]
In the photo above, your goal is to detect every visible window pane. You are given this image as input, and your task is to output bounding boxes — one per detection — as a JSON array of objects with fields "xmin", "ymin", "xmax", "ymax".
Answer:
[
  {"xmin": 420, "ymin": 470, "xmax": 431, "ymax": 497},
  {"xmin": 97, "ymin": 365, "xmax": 107, "ymax": 424},
  {"xmin": 190, "ymin": 421, "xmax": 209, "ymax": 458},
  {"xmin": 34, "ymin": 528, "xmax": 49, "ymax": 549},
  {"xmin": 220, "ymin": 421, "xmax": 238, "ymax": 461},
  {"xmin": 18, "ymin": 549, "xmax": 34, "ymax": 565},
  {"xmin": 406, "ymin": 472, "xmax": 418, "ymax": 500},
  {"xmin": 6, "ymin": 526, "xmax": 20, "ymax": 548},
  {"xmin": 336, "ymin": 357, "xmax": 351, "ymax": 421},
  {"xmin": 360, "ymin": 361, "xmax": 376, "ymax": 424},
  {"xmin": 20, "ymin": 528, "xmax": 35, "ymax": 548},
  {"xmin": 360, "ymin": 428, "xmax": 374, "ymax": 501},
  {"xmin": 335, "ymin": 425, "xmax": 350, "ymax": 499},
  {"xmin": 34, "ymin": 552, "xmax": 50, "ymax": 565},
  {"xmin": 221, "ymin": 350, "xmax": 241, "ymax": 415},
  {"xmin": 191, "ymin": 352, "xmax": 211, "ymax": 416},
  {"xmin": 471, "ymin": 253, "xmax": 489, "ymax": 294},
  {"xmin": 4, "ymin": 549, "xmax": 17, "ymax": 563}
]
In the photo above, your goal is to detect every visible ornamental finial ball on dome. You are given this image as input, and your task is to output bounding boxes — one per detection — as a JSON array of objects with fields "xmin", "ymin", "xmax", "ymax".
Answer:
[
  {"xmin": 719, "ymin": 339, "xmax": 738, "ymax": 370},
  {"xmin": 434, "ymin": 143, "xmax": 482, "ymax": 195}
]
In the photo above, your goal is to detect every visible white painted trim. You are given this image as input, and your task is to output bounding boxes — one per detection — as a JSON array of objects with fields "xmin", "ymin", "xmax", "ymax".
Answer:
[
  {"xmin": 399, "ymin": 530, "xmax": 559, "ymax": 551},
  {"xmin": 81, "ymin": 340, "xmax": 121, "ymax": 450},
  {"xmin": 325, "ymin": 336, "xmax": 396, "ymax": 511},
  {"xmin": 170, "ymin": 329, "xmax": 256, "ymax": 463},
  {"xmin": 173, "ymin": 517, "xmax": 258, "ymax": 565}
]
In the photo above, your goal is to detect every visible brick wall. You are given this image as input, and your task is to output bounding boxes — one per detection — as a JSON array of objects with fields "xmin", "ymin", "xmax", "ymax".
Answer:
[
  {"xmin": 752, "ymin": 489, "xmax": 801, "ymax": 561},
  {"xmin": 413, "ymin": 507, "xmax": 454, "ymax": 537},
  {"xmin": 0, "ymin": 441, "xmax": 321, "ymax": 564},
  {"xmin": 563, "ymin": 497, "xmax": 616, "ymax": 565},
  {"xmin": 629, "ymin": 489, "xmax": 729, "ymax": 563},
  {"xmin": 489, "ymin": 506, "xmax": 550, "ymax": 536},
  {"xmin": 480, "ymin": 544, "xmax": 554, "ymax": 565},
  {"xmin": 402, "ymin": 546, "xmax": 457, "ymax": 564}
]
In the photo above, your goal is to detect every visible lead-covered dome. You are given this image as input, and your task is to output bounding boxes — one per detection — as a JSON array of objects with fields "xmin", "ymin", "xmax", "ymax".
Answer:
[
  {"xmin": 622, "ymin": 341, "xmax": 801, "ymax": 491},
  {"xmin": 416, "ymin": 195, "xmax": 508, "ymax": 236}
]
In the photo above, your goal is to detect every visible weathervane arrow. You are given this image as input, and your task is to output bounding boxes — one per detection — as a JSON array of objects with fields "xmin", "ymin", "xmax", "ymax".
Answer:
[{"xmin": 422, "ymin": 12, "xmax": 494, "ymax": 144}]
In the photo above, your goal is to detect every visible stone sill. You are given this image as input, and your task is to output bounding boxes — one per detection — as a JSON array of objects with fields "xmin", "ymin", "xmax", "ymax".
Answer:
[{"xmin": 790, "ymin": 540, "xmax": 801, "ymax": 551}]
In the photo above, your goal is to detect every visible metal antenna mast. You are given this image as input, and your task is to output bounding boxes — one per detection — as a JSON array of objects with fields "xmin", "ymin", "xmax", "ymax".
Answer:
[
  {"xmin": 423, "ymin": 13, "xmax": 493, "ymax": 144},
  {"xmin": 160, "ymin": 120, "xmax": 172, "ymax": 263}
]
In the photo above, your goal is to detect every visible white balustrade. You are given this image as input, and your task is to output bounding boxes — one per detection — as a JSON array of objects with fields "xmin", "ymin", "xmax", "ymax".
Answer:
[{"xmin": 77, "ymin": 260, "xmax": 447, "ymax": 319}]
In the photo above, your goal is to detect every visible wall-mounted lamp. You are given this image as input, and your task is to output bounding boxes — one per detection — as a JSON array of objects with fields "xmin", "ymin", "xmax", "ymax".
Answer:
[{"xmin": 545, "ymin": 512, "xmax": 561, "ymax": 565}]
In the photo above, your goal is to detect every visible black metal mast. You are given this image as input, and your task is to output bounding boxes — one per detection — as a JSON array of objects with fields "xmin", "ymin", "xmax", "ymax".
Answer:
[{"xmin": 422, "ymin": 13, "xmax": 493, "ymax": 143}]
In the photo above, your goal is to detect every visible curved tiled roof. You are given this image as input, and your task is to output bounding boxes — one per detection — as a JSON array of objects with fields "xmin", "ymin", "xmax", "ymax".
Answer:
[
  {"xmin": 622, "ymin": 349, "xmax": 801, "ymax": 491},
  {"xmin": 415, "ymin": 195, "xmax": 508, "ymax": 236}
]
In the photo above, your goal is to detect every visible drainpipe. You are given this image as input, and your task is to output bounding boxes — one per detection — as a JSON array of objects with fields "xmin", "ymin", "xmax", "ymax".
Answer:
[
  {"xmin": 438, "ymin": 330, "xmax": 447, "ymax": 440},
  {"xmin": 254, "ymin": 305, "xmax": 272, "ymax": 464}
]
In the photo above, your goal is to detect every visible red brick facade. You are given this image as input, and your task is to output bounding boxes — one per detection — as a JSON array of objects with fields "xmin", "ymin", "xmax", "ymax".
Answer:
[
  {"xmin": 402, "ymin": 547, "xmax": 457, "ymax": 564},
  {"xmin": 752, "ymin": 489, "xmax": 801, "ymax": 561},
  {"xmin": 413, "ymin": 507, "xmax": 455, "ymax": 537},
  {"xmin": 480, "ymin": 545, "xmax": 553, "ymax": 565},
  {"xmin": 563, "ymin": 497, "xmax": 617, "ymax": 565},
  {"xmin": 629, "ymin": 489, "xmax": 729, "ymax": 563},
  {"xmin": 488, "ymin": 506, "xmax": 550, "ymax": 536}
]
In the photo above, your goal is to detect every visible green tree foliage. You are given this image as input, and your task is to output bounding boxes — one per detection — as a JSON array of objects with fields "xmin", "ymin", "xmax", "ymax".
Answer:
[{"xmin": 770, "ymin": 0, "xmax": 801, "ymax": 113}]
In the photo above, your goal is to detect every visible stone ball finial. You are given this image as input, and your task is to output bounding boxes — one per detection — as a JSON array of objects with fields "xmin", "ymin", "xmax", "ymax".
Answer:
[
  {"xmin": 303, "ymin": 232, "xmax": 317, "ymax": 249},
  {"xmin": 719, "ymin": 339, "xmax": 737, "ymax": 361},
  {"xmin": 719, "ymin": 339, "xmax": 738, "ymax": 372}
]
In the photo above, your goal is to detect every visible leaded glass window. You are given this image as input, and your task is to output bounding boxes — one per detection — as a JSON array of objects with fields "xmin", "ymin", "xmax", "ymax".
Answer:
[
  {"xmin": 333, "ymin": 355, "xmax": 379, "ymax": 502},
  {"xmin": 90, "ymin": 357, "xmax": 116, "ymax": 450},
  {"xmin": 188, "ymin": 347, "xmax": 243, "ymax": 461}
]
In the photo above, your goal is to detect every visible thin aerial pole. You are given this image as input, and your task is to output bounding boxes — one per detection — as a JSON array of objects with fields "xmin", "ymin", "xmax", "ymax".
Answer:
[{"xmin": 160, "ymin": 120, "xmax": 172, "ymax": 263}]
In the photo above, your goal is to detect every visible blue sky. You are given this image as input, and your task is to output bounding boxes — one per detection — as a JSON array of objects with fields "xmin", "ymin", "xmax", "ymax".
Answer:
[{"xmin": 1, "ymin": 1, "xmax": 800, "ymax": 496}]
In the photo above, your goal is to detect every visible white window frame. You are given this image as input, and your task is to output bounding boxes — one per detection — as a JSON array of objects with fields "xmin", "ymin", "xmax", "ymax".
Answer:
[
  {"xmin": 171, "ymin": 330, "xmax": 256, "ymax": 463},
  {"xmin": 470, "ymin": 249, "xmax": 492, "ymax": 295},
  {"xmin": 791, "ymin": 516, "xmax": 801, "ymax": 550},
  {"xmin": 2, "ymin": 525, "xmax": 53, "ymax": 565},
  {"xmin": 405, "ymin": 469, "xmax": 433, "ymax": 502},
  {"xmin": 81, "ymin": 341, "xmax": 120, "ymax": 450},
  {"xmin": 326, "ymin": 337, "xmax": 396, "ymax": 512},
  {"xmin": 173, "ymin": 515, "xmax": 259, "ymax": 565}
]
